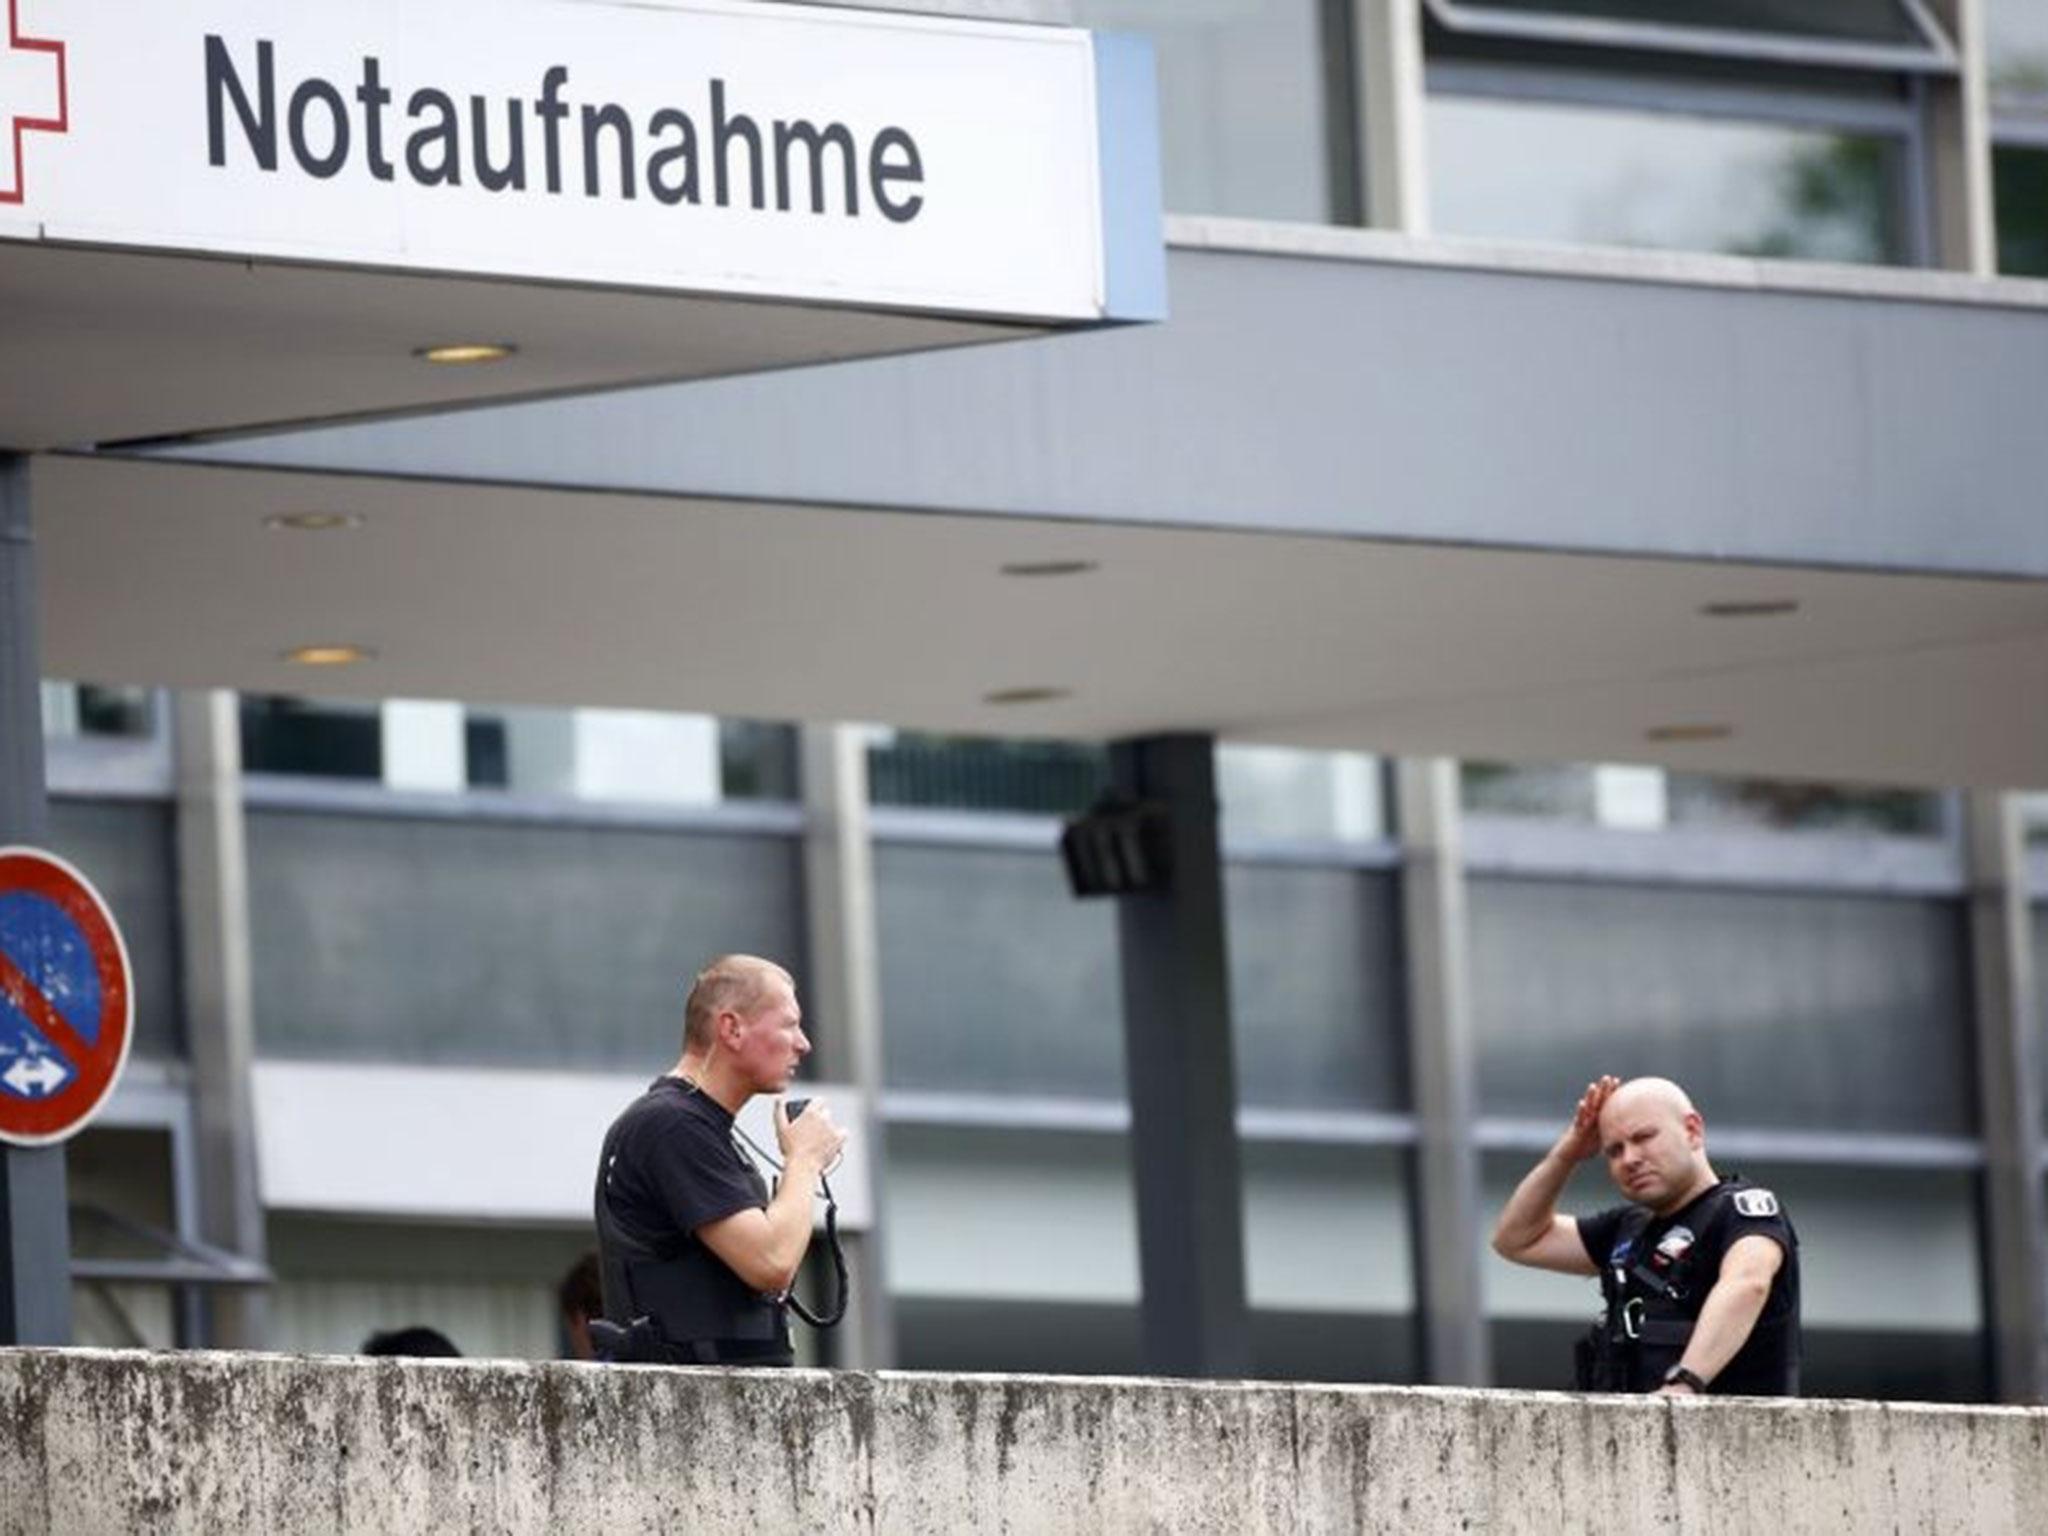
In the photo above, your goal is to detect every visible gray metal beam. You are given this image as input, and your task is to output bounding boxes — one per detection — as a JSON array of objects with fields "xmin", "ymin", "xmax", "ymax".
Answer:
[
  {"xmin": 1394, "ymin": 758, "xmax": 1489, "ymax": 1386},
  {"xmin": 798, "ymin": 723, "xmax": 895, "ymax": 1370},
  {"xmin": 173, "ymin": 689, "xmax": 269, "ymax": 1349},
  {"xmin": 1962, "ymin": 791, "xmax": 2048, "ymax": 1404},
  {"xmin": 1111, "ymin": 734, "xmax": 1251, "ymax": 1378},
  {"xmin": 166, "ymin": 240, "xmax": 2048, "ymax": 582},
  {"xmin": 1368, "ymin": 24, "xmax": 1487, "ymax": 1391},
  {"xmin": 0, "ymin": 453, "xmax": 72, "ymax": 1346},
  {"xmin": 1919, "ymin": 6, "xmax": 2042, "ymax": 1403}
]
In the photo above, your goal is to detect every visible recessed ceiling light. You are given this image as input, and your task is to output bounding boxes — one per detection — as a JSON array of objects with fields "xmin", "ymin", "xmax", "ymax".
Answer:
[
  {"xmin": 284, "ymin": 644, "xmax": 376, "ymax": 667},
  {"xmin": 414, "ymin": 342, "xmax": 516, "ymax": 365},
  {"xmin": 1000, "ymin": 560, "xmax": 1099, "ymax": 579},
  {"xmin": 263, "ymin": 512, "xmax": 364, "ymax": 533},
  {"xmin": 983, "ymin": 686, "xmax": 1071, "ymax": 706},
  {"xmin": 1645, "ymin": 723, "xmax": 1733, "ymax": 743},
  {"xmin": 1700, "ymin": 599, "xmax": 1799, "ymax": 618}
]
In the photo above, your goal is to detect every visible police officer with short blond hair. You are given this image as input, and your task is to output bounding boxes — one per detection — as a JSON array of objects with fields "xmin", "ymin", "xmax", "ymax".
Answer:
[
  {"xmin": 1492, "ymin": 1075, "xmax": 1800, "ymax": 1396},
  {"xmin": 593, "ymin": 954, "xmax": 846, "ymax": 1366}
]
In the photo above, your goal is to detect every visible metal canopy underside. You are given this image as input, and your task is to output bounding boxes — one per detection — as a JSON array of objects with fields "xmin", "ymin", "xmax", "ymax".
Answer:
[
  {"xmin": 0, "ymin": 242, "xmax": 1031, "ymax": 451},
  {"xmin": 22, "ymin": 230, "xmax": 2048, "ymax": 790},
  {"xmin": 31, "ymin": 451, "xmax": 2048, "ymax": 789}
]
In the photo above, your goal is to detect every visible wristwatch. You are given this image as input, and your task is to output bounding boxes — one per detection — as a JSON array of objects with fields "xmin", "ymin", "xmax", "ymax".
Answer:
[{"xmin": 1662, "ymin": 1364, "xmax": 1709, "ymax": 1394}]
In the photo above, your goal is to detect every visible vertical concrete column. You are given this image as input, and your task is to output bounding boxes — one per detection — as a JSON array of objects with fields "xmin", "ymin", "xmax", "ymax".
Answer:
[
  {"xmin": 1925, "ymin": 0, "xmax": 1995, "ymax": 277},
  {"xmin": 1962, "ymin": 791, "xmax": 2048, "ymax": 1403},
  {"xmin": 798, "ymin": 723, "xmax": 893, "ymax": 1369},
  {"xmin": 0, "ymin": 453, "xmax": 72, "ymax": 1345},
  {"xmin": 1394, "ymin": 758, "xmax": 1490, "ymax": 1386},
  {"xmin": 174, "ymin": 690, "xmax": 269, "ymax": 1349},
  {"xmin": 1111, "ymin": 734, "xmax": 1251, "ymax": 1378},
  {"xmin": 1350, "ymin": 3, "xmax": 1488, "ymax": 1383},
  {"xmin": 1354, "ymin": 0, "xmax": 1429, "ymax": 232},
  {"xmin": 1925, "ymin": 2, "xmax": 2041, "ymax": 1402}
]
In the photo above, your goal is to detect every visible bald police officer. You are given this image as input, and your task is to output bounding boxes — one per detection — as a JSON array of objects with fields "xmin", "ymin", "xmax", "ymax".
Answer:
[{"xmin": 1491, "ymin": 1075, "xmax": 1800, "ymax": 1396}]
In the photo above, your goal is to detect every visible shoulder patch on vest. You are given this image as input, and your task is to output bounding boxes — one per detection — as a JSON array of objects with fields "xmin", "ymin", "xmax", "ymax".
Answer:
[{"xmin": 1733, "ymin": 1188, "xmax": 1780, "ymax": 1219}]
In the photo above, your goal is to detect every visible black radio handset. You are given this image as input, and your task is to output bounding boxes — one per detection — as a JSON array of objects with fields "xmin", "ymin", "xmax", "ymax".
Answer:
[{"xmin": 768, "ymin": 1096, "xmax": 845, "ymax": 1329}]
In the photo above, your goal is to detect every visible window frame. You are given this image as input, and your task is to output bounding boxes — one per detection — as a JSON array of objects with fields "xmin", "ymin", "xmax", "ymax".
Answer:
[
  {"xmin": 1423, "ymin": 0, "xmax": 1957, "ymax": 77},
  {"xmin": 1990, "ymin": 49, "xmax": 2048, "ymax": 273},
  {"xmin": 1988, "ymin": 121, "xmax": 2048, "ymax": 278},
  {"xmin": 1425, "ymin": 58, "xmax": 1930, "ymax": 267}
]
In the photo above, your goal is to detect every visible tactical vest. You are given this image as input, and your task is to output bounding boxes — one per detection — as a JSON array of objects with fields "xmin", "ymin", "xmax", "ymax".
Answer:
[
  {"xmin": 593, "ymin": 1115, "xmax": 792, "ymax": 1366},
  {"xmin": 1575, "ymin": 1179, "xmax": 1799, "ymax": 1395}
]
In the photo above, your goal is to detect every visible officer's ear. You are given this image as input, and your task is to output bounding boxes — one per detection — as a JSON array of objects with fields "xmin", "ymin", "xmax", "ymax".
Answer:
[
  {"xmin": 717, "ymin": 1008, "xmax": 747, "ymax": 1050},
  {"xmin": 1682, "ymin": 1110, "xmax": 1705, "ymax": 1149}
]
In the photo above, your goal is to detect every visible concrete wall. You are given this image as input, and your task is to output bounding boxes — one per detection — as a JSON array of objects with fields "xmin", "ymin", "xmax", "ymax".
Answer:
[{"xmin": 5, "ymin": 1349, "xmax": 2048, "ymax": 1534}]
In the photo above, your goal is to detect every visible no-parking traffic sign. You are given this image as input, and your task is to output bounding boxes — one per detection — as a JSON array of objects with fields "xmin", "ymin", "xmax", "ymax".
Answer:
[{"xmin": 0, "ymin": 847, "xmax": 133, "ymax": 1147}]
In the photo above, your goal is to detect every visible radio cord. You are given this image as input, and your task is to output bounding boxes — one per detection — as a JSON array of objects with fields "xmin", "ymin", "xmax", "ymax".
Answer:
[{"xmin": 728, "ymin": 1118, "xmax": 850, "ymax": 1329}]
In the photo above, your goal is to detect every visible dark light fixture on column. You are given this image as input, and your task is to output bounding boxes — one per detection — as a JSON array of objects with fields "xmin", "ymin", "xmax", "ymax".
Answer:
[{"xmin": 1060, "ymin": 794, "xmax": 1173, "ymax": 898}]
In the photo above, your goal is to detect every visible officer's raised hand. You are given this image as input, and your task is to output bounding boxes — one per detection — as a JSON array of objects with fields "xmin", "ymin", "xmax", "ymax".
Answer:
[
  {"xmin": 1557, "ymin": 1075, "xmax": 1621, "ymax": 1163},
  {"xmin": 775, "ymin": 1096, "xmax": 848, "ymax": 1175},
  {"xmin": 1488, "ymin": 1076, "xmax": 1617, "ymax": 1277}
]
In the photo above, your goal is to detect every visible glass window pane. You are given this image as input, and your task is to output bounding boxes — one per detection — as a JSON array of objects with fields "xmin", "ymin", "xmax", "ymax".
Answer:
[
  {"xmin": 1437, "ymin": 0, "xmax": 1931, "ymax": 47},
  {"xmin": 1463, "ymin": 761, "xmax": 1599, "ymax": 822},
  {"xmin": 1989, "ymin": 0, "xmax": 2048, "ymax": 99},
  {"xmin": 1068, "ymin": 0, "xmax": 1338, "ymax": 222},
  {"xmin": 718, "ymin": 719, "xmax": 799, "ymax": 801},
  {"xmin": 1465, "ymin": 759, "xmax": 1941, "ymax": 834},
  {"xmin": 1227, "ymin": 865, "xmax": 1407, "ymax": 1112},
  {"xmin": 868, "ymin": 732, "xmax": 1108, "ymax": 816},
  {"xmin": 249, "ymin": 809, "xmax": 803, "ymax": 1070},
  {"xmin": 66, "ymin": 685, "xmax": 154, "ymax": 738},
  {"xmin": 1995, "ymin": 145, "xmax": 2048, "ymax": 277},
  {"xmin": 1218, "ymin": 745, "xmax": 1385, "ymax": 842},
  {"xmin": 1664, "ymin": 774, "xmax": 1942, "ymax": 834},
  {"xmin": 1429, "ymin": 92, "xmax": 1903, "ymax": 265},
  {"xmin": 42, "ymin": 682, "xmax": 155, "ymax": 740},
  {"xmin": 241, "ymin": 695, "xmax": 381, "ymax": 779},
  {"xmin": 1470, "ymin": 877, "xmax": 1973, "ymax": 1135},
  {"xmin": 877, "ymin": 843, "xmax": 1124, "ymax": 1097}
]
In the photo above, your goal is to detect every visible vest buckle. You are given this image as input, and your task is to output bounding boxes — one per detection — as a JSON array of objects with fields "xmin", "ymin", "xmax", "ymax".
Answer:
[{"xmin": 1621, "ymin": 1296, "xmax": 1646, "ymax": 1341}]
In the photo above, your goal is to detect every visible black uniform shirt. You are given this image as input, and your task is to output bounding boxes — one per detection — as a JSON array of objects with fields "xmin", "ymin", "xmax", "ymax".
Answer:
[
  {"xmin": 1577, "ymin": 1177, "xmax": 1800, "ymax": 1395},
  {"xmin": 605, "ymin": 1077, "xmax": 767, "ymax": 1256},
  {"xmin": 601, "ymin": 1077, "xmax": 788, "ymax": 1360}
]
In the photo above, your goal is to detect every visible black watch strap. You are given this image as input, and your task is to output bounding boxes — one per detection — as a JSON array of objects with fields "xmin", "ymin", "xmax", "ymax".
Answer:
[{"xmin": 1663, "ymin": 1364, "xmax": 1709, "ymax": 1393}]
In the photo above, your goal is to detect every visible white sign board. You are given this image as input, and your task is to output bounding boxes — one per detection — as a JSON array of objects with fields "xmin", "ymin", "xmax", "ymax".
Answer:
[{"xmin": 0, "ymin": 0, "xmax": 1116, "ymax": 320}]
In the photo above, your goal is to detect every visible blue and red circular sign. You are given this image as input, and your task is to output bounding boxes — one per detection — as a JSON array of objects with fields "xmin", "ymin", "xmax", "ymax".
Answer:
[{"xmin": 0, "ymin": 847, "xmax": 133, "ymax": 1147}]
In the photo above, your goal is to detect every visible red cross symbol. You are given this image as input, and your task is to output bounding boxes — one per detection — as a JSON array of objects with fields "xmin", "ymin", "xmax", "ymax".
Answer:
[{"xmin": 1, "ymin": 0, "xmax": 67, "ymax": 206}]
